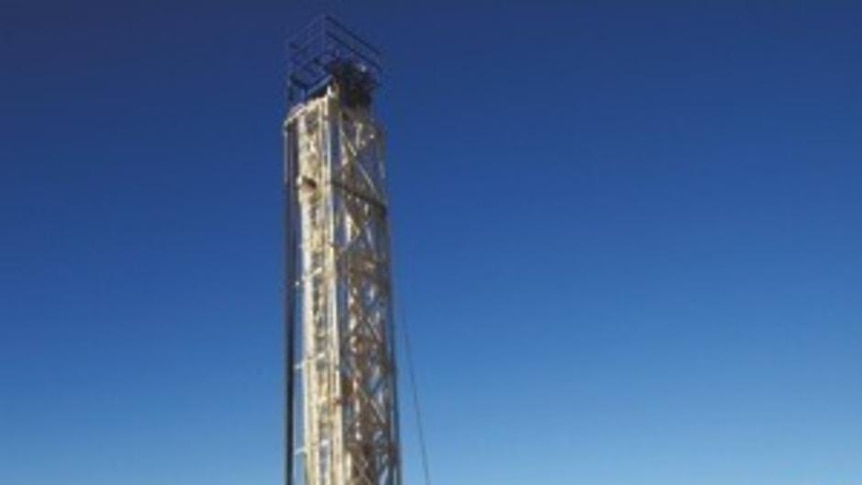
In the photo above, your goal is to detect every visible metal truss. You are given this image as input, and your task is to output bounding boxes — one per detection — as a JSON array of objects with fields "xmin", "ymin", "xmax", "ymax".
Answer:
[{"xmin": 285, "ymin": 82, "xmax": 401, "ymax": 485}]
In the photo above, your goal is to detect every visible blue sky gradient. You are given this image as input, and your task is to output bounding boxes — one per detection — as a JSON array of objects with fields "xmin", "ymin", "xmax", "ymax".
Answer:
[{"xmin": 2, "ymin": 2, "xmax": 861, "ymax": 484}]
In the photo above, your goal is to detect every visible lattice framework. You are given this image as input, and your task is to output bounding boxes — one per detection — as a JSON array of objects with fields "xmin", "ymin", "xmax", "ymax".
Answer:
[{"xmin": 285, "ymin": 82, "xmax": 401, "ymax": 485}]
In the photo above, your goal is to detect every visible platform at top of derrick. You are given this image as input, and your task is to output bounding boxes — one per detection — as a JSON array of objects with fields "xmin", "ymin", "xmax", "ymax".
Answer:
[{"xmin": 287, "ymin": 16, "xmax": 382, "ymax": 108}]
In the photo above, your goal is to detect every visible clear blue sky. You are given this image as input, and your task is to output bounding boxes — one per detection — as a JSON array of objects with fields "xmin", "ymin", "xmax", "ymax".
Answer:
[{"xmin": 2, "ymin": 2, "xmax": 861, "ymax": 484}]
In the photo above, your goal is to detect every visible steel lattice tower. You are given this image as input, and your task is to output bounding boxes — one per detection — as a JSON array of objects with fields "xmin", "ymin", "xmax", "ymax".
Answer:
[{"xmin": 283, "ymin": 17, "xmax": 402, "ymax": 485}]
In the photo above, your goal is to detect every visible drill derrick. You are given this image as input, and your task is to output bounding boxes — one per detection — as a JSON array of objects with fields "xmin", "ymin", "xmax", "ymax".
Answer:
[{"xmin": 284, "ymin": 17, "xmax": 401, "ymax": 485}]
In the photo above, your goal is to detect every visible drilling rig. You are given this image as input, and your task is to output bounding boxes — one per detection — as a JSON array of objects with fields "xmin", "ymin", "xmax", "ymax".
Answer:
[{"xmin": 283, "ymin": 17, "xmax": 402, "ymax": 485}]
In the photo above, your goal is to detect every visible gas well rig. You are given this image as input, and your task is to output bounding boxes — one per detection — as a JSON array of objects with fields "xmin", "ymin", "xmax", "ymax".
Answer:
[{"xmin": 283, "ymin": 17, "xmax": 402, "ymax": 485}]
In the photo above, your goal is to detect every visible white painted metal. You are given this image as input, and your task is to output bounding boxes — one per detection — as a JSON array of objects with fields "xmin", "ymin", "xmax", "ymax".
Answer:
[{"xmin": 285, "ymin": 83, "xmax": 401, "ymax": 485}]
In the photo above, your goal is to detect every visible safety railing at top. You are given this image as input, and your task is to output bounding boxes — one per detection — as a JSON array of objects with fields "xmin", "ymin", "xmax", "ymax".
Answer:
[{"xmin": 287, "ymin": 16, "xmax": 382, "ymax": 106}]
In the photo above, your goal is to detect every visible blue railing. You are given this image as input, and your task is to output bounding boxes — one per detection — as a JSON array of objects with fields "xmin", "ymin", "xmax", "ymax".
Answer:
[{"xmin": 287, "ymin": 16, "xmax": 382, "ymax": 106}]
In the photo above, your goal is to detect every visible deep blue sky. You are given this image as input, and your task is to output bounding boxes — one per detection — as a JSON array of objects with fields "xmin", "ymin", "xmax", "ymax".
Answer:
[{"xmin": 2, "ymin": 2, "xmax": 861, "ymax": 484}]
